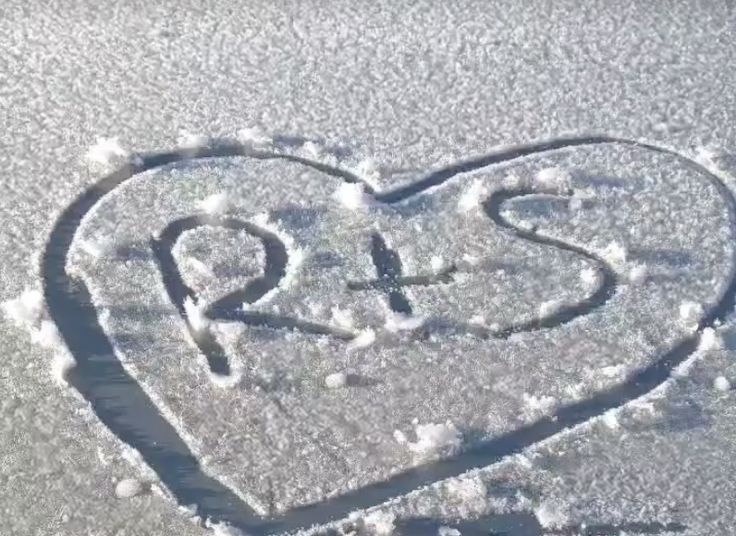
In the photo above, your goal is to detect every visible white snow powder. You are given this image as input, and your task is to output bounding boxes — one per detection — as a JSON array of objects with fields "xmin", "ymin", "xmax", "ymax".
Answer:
[
  {"xmin": 385, "ymin": 312, "xmax": 426, "ymax": 332},
  {"xmin": 330, "ymin": 306, "xmax": 355, "ymax": 330},
  {"xmin": 114, "ymin": 477, "xmax": 146, "ymax": 499},
  {"xmin": 1, "ymin": 289, "xmax": 44, "ymax": 326},
  {"xmin": 714, "ymin": 376, "xmax": 731, "ymax": 392},
  {"xmin": 358, "ymin": 510, "xmax": 396, "ymax": 536},
  {"xmin": 457, "ymin": 179, "xmax": 489, "ymax": 213},
  {"xmin": 406, "ymin": 421, "xmax": 463, "ymax": 459},
  {"xmin": 198, "ymin": 192, "xmax": 231, "ymax": 215},
  {"xmin": 438, "ymin": 527, "xmax": 462, "ymax": 536},
  {"xmin": 523, "ymin": 393, "xmax": 557, "ymax": 417},
  {"xmin": 352, "ymin": 158, "xmax": 382, "ymax": 187},
  {"xmin": 324, "ymin": 371, "xmax": 348, "ymax": 389},
  {"xmin": 177, "ymin": 130, "xmax": 210, "ymax": 150},
  {"xmin": 79, "ymin": 236, "xmax": 115, "ymax": 259},
  {"xmin": 348, "ymin": 328, "xmax": 376, "ymax": 351},
  {"xmin": 579, "ymin": 266, "xmax": 600, "ymax": 288},
  {"xmin": 601, "ymin": 410, "xmax": 620, "ymax": 430},
  {"xmin": 628, "ymin": 263, "xmax": 648, "ymax": 284},
  {"xmin": 679, "ymin": 300, "xmax": 703, "ymax": 328},
  {"xmin": 600, "ymin": 241, "xmax": 627, "ymax": 266},
  {"xmin": 539, "ymin": 299, "xmax": 563, "ymax": 317},
  {"xmin": 534, "ymin": 500, "xmax": 569, "ymax": 529},
  {"xmin": 699, "ymin": 327, "xmax": 723, "ymax": 351},
  {"xmin": 535, "ymin": 166, "xmax": 572, "ymax": 192},
  {"xmin": 332, "ymin": 182, "xmax": 373, "ymax": 210},
  {"xmin": 31, "ymin": 320, "xmax": 63, "ymax": 349},
  {"xmin": 85, "ymin": 137, "xmax": 130, "ymax": 168},
  {"xmin": 237, "ymin": 126, "xmax": 272, "ymax": 150},
  {"xmin": 51, "ymin": 351, "xmax": 76, "ymax": 384},
  {"xmin": 183, "ymin": 296, "xmax": 210, "ymax": 333}
]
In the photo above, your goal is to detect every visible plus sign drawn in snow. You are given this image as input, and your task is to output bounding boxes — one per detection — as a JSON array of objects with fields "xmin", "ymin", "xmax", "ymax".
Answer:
[{"xmin": 43, "ymin": 137, "xmax": 736, "ymax": 534}]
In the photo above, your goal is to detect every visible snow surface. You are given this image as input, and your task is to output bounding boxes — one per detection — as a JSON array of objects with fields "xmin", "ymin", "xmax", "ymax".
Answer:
[{"xmin": 3, "ymin": 2, "xmax": 736, "ymax": 535}]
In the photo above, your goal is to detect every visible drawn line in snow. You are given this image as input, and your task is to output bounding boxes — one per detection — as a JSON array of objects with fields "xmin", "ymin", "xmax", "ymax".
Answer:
[{"xmin": 41, "ymin": 136, "xmax": 736, "ymax": 534}]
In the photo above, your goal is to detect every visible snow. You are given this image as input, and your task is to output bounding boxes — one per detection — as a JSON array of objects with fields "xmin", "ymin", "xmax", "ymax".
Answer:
[
  {"xmin": 325, "ymin": 371, "xmax": 348, "ymax": 389},
  {"xmin": 534, "ymin": 500, "xmax": 570, "ymax": 529},
  {"xmin": 51, "ymin": 351, "xmax": 76, "ymax": 384},
  {"xmin": 30, "ymin": 320, "xmax": 63, "ymax": 349},
  {"xmin": 183, "ymin": 296, "xmax": 210, "ymax": 334},
  {"xmin": 85, "ymin": 137, "xmax": 130, "ymax": 169},
  {"xmin": 405, "ymin": 421, "xmax": 463, "ymax": 460},
  {"xmin": 385, "ymin": 312, "xmax": 425, "ymax": 332},
  {"xmin": 600, "ymin": 241, "xmax": 627, "ymax": 266},
  {"xmin": 198, "ymin": 192, "xmax": 231, "ymax": 215},
  {"xmin": 679, "ymin": 300, "xmax": 704, "ymax": 327},
  {"xmin": 333, "ymin": 182, "xmax": 373, "ymax": 210},
  {"xmin": 437, "ymin": 527, "xmax": 461, "ymax": 536},
  {"xmin": 114, "ymin": 477, "xmax": 146, "ymax": 499},
  {"xmin": 360, "ymin": 510, "xmax": 396, "ymax": 536},
  {"xmin": 1, "ymin": 289, "xmax": 44, "ymax": 327},
  {"xmin": 5, "ymin": 3, "xmax": 736, "ymax": 535},
  {"xmin": 236, "ymin": 126, "xmax": 272, "ymax": 150},
  {"xmin": 579, "ymin": 266, "xmax": 599, "ymax": 288},
  {"xmin": 714, "ymin": 376, "xmax": 731, "ymax": 392},
  {"xmin": 457, "ymin": 179, "xmax": 489, "ymax": 213}
]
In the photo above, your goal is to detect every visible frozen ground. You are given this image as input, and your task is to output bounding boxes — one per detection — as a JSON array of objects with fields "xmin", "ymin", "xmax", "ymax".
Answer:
[{"xmin": 2, "ymin": 1, "xmax": 736, "ymax": 535}]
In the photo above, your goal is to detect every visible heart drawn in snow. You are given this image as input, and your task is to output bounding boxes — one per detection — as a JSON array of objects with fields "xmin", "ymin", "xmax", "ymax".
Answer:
[{"xmin": 43, "ymin": 135, "xmax": 736, "ymax": 534}]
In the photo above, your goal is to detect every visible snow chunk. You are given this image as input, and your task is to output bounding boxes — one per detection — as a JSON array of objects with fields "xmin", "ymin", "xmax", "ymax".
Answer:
[
  {"xmin": 523, "ymin": 393, "xmax": 557, "ymax": 417},
  {"xmin": 79, "ymin": 236, "xmax": 115, "ymax": 259},
  {"xmin": 600, "ymin": 241, "xmax": 627, "ymax": 266},
  {"xmin": 539, "ymin": 299, "xmax": 563, "ymax": 318},
  {"xmin": 31, "ymin": 320, "xmax": 63, "ymax": 349},
  {"xmin": 359, "ymin": 511, "xmax": 396, "ymax": 536},
  {"xmin": 348, "ymin": 328, "xmax": 376, "ymax": 351},
  {"xmin": 85, "ymin": 137, "xmax": 130, "ymax": 168},
  {"xmin": 330, "ymin": 306, "xmax": 355, "ymax": 330},
  {"xmin": 237, "ymin": 126, "xmax": 272, "ymax": 150},
  {"xmin": 457, "ymin": 179, "xmax": 489, "ymax": 213},
  {"xmin": 324, "ymin": 371, "xmax": 348, "ymax": 390},
  {"xmin": 205, "ymin": 519, "xmax": 249, "ymax": 536},
  {"xmin": 579, "ymin": 266, "xmax": 600, "ymax": 289},
  {"xmin": 183, "ymin": 297, "xmax": 210, "ymax": 333},
  {"xmin": 352, "ymin": 158, "xmax": 382, "ymax": 187},
  {"xmin": 177, "ymin": 131, "xmax": 210, "ymax": 150},
  {"xmin": 714, "ymin": 376, "xmax": 731, "ymax": 392},
  {"xmin": 198, "ymin": 192, "xmax": 231, "ymax": 215},
  {"xmin": 699, "ymin": 327, "xmax": 722, "ymax": 351},
  {"xmin": 2, "ymin": 289, "xmax": 44, "ymax": 326},
  {"xmin": 628, "ymin": 263, "xmax": 648, "ymax": 284},
  {"xmin": 536, "ymin": 166, "xmax": 572, "ymax": 192},
  {"xmin": 601, "ymin": 410, "xmax": 620, "ymax": 430},
  {"xmin": 534, "ymin": 500, "xmax": 569, "ymax": 529},
  {"xmin": 114, "ymin": 477, "xmax": 146, "ymax": 499},
  {"xmin": 679, "ymin": 300, "xmax": 703, "ymax": 328},
  {"xmin": 332, "ymin": 182, "xmax": 373, "ymax": 210},
  {"xmin": 385, "ymin": 312, "xmax": 425, "ymax": 332},
  {"xmin": 51, "ymin": 351, "xmax": 76, "ymax": 384},
  {"xmin": 406, "ymin": 421, "xmax": 463, "ymax": 459},
  {"xmin": 438, "ymin": 528, "xmax": 462, "ymax": 536}
]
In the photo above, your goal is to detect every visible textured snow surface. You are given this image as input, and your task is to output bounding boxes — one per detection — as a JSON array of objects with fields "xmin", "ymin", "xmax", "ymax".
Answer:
[{"xmin": 3, "ymin": 1, "xmax": 736, "ymax": 535}]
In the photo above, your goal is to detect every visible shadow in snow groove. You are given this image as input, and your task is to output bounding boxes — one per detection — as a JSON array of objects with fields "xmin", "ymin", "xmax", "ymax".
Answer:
[{"xmin": 41, "ymin": 136, "xmax": 736, "ymax": 533}]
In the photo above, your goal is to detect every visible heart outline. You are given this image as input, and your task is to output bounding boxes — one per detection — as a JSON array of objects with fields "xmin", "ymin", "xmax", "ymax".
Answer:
[{"xmin": 42, "ymin": 135, "xmax": 736, "ymax": 534}]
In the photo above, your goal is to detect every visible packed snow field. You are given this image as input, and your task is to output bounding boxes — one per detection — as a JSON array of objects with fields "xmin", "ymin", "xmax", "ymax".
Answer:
[{"xmin": 3, "ymin": 1, "xmax": 736, "ymax": 535}]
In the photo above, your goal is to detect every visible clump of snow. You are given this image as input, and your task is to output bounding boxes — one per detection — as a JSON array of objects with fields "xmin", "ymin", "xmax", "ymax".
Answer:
[
  {"xmin": 385, "ymin": 312, "xmax": 425, "ymax": 332},
  {"xmin": 679, "ymin": 300, "xmax": 703, "ymax": 328},
  {"xmin": 539, "ymin": 299, "xmax": 563, "ymax": 318},
  {"xmin": 198, "ymin": 192, "xmax": 231, "ymax": 215},
  {"xmin": 444, "ymin": 474, "xmax": 488, "ymax": 513},
  {"xmin": 325, "ymin": 371, "xmax": 348, "ymax": 390},
  {"xmin": 183, "ymin": 297, "xmax": 210, "ymax": 333},
  {"xmin": 205, "ymin": 519, "xmax": 248, "ymax": 536},
  {"xmin": 579, "ymin": 266, "xmax": 599, "ymax": 289},
  {"xmin": 430, "ymin": 255, "xmax": 446, "ymax": 272},
  {"xmin": 51, "ymin": 351, "xmax": 76, "ymax": 384},
  {"xmin": 333, "ymin": 182, "xmax": 373, "ymax": 210},
  {"xmin": 535, "ymin": 166, "xmax": 572, "ymax": 192},
  {"xmin": 352, "ymin": 158, "xmax": 382, "ymax": 187},
  {"xmin": 177, "ymin": 130, "xmax": 210, "ymax": 150},
  {"xmin": 601, "ymin": 410, "xmax": 620, "ymax": 430},
  {"xmin": 1, "ymin": 289, "xmax": 44, "ymax": 326},
  {"xmin": 299, "ymin": 140, "xmax": 324, "ymax": 160},
  {"xmin": 237, "ymin": 126, "xmax": 272, "ymax": 150},
  {"xmin": 404, "ymin": 420, "xmax": 463, "ymax": 459},
  {"xmin": 699, "ymin": 327, "xmax": 723, "ymax": 351},
  {"xmin": 628, "ymin": 263, "xmax": 648, "ymax": 284},
  {"xmin": 31, "ymin": 320, "xmax": 63, "ymax": 349},
  {"xmin": 438, "ymin": 527, "xmax": 461, "ymax": 536},
  {"xmin": 79, "ymin": 236, "xmax": 115, "ymax": 259},
  {"xmin": 523, "ymin": 393, "xmax": 557, "ymax": 417},
  {"xmin": 534, "ymin": 500, "xmax": 570, "ymax": 529},
  {"xmin": 457, "ymin": 179, "xmax": 489, "ymax": 213},
  {"xmin": 348, "ymin": 510, "xmax": 396, "ymax": 536},
  {"xmin": 348, "ymin": 328, "xmax": 376, "ymax": 351},
  {"xmin": 330, "ymin": 306, "xmax": 355, "ymax": 330},
  {"xmin": 600, "ymin": 241, "xmax": 627, "ymax": 266},
  {"xmin": 114, "ymin": 477, "xmax": 147, "ymax": 499},
  {"xmin": 85, "ymin": 137, "xmax": 130, "ymax": 169},
  {"xmin": 714, "ymin": 376, "xmax": 731, "ymax": 392}
]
